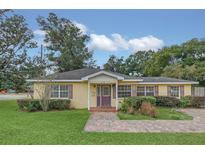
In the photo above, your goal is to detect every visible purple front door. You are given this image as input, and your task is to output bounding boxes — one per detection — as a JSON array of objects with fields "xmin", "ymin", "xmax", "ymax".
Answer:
[{"xmin": 97, "ymin": 85, "xmax": 111, "ymax": 107}]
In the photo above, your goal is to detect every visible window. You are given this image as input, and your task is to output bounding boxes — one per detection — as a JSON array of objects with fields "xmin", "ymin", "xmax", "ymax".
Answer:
[
  {"xmin": 60, "ymin": 85, "xmax": 69, "ymax": 98},
  {"xmin": 102, "ymin": 86, "xmax": 110, "ymax": 96},
  {"xmin": 146, "ymin": 86, "xmax": 155, "ymax": 96},
  {"xmin": 170, "ymin": 86, "xmax": 179, "ymax": 97},
  {"xmin": 50, "ymin": 85, "xmax": 59, "ymax": 98},
  {"xmin": 118, "ymin": 85, "xmax": 131, "ymax": 98},
  {"xmin": 136, "ymin": 86, "xmax": 155, "ymax": 96},
  {"xmin": 136, "ymin": 86, "xmax": 145, "ymax": 96},
  {"xmin": 50, "ymin": 85, "xmax": 70, "ymax": 99}
]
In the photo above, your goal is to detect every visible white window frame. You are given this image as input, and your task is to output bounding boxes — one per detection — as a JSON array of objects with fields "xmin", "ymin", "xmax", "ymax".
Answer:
[
  {"xmin": 136, "ymin": 86, "xmax": 145, "ymax": 96},
  {"xmin": 50, "ymin": 85, "xmax": 70, "ymax": 99},
  {"xmin": 136, "ymin": 86, "xmax": 155, "ymax": 96},
  {"xmin": 118, "ymin": 85, "xmax": 131, "ymax": 98},
  {"xmin": 170, "ymin": 86, "xmax": 180, "ymax": 98},
  {"xmin": 145, "ymin": 86, "xmax": 155, "ymax": 96},
  {"xmin": 50, "ymin": 85, "xmax": 59, "ymax": 98}
]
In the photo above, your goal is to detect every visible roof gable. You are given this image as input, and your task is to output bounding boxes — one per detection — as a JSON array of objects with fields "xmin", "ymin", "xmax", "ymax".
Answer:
[{"xmin": 81, "ymin": 70, "xmax": 124, "ymax": 80}]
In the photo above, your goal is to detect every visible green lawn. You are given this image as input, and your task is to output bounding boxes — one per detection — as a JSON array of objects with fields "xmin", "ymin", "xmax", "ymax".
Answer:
[
  {"xmin": 0, "ymin": 100, "xmax": 205, "ymax": 144},
  {"xmin": 118, "ymin": 107, "xmax": 193, "ymax": 120}
]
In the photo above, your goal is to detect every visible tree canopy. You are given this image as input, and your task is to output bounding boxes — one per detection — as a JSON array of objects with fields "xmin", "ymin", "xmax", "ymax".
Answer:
[
  {"xmin": 37, "ymin": 13, "xmax": 96, "ymax": 72},
  {"xmin": 103, "ymin": 38, "xmax": 205, "ymax": 86},
  {"xmin": 0, "ymin": 10, "xmax": 39, "ymax": 91},
  {"xmin": 0, "ymin": 10, "xmax": 47, "ymax": 92},
  {"xmin": 103, "ymin": 55, "xmax": 125, "ymax": 74}
]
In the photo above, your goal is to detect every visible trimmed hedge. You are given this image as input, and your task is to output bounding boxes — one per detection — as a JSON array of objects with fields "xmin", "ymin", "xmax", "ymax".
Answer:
[
  {"xmin": 17, "ymin": 99, "xmax": 71, "ymax": 112},
  {"xmin": 190, "ymin": 97, "xmax": 205, "ymax": 108},
  {"xmin": 155, "ymin": 96, "xmax": 205, "ymax": 108},
  {"xmin": 155, "ymin": 96, "xmax": 180, "ymax": 107},
  {"xmin": 49, "ymin": 99, "xmax": 71, "ymax": 110},
  {"xmin": 179, "ymin": 96, "xmax": 205, "ymax": 108},
  {"xmin": 17, "ymin": 99, "xmax": 42, "ymax": 112},
  {"xmin": 138, "ymin": 96, "xmax": 157, "ymax": 105}
]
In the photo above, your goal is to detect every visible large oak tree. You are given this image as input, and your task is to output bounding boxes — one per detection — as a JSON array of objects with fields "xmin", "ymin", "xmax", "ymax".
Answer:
[
  {"xmin": 37, "ymin": 13, "xmax": 95, "ymax": 72},
  {"xmin": 0, "ymin": 10, "xmax": 37, "ymax": 91}
]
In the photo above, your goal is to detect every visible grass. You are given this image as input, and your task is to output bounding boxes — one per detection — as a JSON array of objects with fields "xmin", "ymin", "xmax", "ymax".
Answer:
[
  {"xmin": 118, "ymin": 107, "xmax": 193, "ymax": 120},
  {"xmin": 0, "ymin": 100, "xmax": 205, "ymax": 144}
]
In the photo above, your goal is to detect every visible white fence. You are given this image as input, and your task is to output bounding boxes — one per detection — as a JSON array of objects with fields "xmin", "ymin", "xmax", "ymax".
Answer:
[{"xmin": 193, "ymin": 87, "xmax": 205, "ymax": 97}]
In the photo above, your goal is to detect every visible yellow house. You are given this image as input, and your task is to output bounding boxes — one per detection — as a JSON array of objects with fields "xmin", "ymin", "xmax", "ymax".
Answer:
[{"xmin": 28, "ymin": 68, "xmax": 198, "ymax": 112}]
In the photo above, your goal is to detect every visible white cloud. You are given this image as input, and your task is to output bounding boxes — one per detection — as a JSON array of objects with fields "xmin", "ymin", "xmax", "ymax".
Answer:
[
  {"xmin": 89, "ymin": 34, "xmax": 117, "ymax": 51},
  {"xmin": 73, "ymin": 21, "xmax": 88, "ymax": 34},
  {"xmin": 89, "ymin": 33, "xmax": 164, "ymax": 52},
  {"xmin": 128, "ymin": 35, "xmax": 164, "ymax": 52},
  {"xmin": 33, "ymin": 29, "xmax": 46, "ymax": 36},
  {"xmin": 111, "ymin": 33, "xmax": 129, "ymax": 50}
]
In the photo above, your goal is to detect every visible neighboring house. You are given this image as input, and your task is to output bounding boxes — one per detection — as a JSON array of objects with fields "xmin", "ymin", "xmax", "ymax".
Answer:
[{"xmin": 28, "ymin": 68, "xmax": 198, "ymax": 111}]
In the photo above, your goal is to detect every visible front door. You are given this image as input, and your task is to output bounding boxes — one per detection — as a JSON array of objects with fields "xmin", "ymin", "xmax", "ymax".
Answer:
[{"xmin": 97, "ymin": 85, "xmax": 111, "ymax": 107}]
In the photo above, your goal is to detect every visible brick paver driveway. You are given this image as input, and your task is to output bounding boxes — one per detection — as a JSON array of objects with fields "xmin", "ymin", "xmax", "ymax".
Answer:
[{"xmin": 84, "ymin": 109, "xmax": 205, "ymax": 132}]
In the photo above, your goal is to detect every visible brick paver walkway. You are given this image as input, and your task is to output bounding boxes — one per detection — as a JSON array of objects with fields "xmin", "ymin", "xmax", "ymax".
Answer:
[{"xmin": 84, "ymin": 109, "xmax": 205, "ymax": 132}]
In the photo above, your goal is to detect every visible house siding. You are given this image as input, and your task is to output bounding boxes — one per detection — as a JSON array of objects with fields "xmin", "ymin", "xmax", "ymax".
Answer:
[
  {"xmin": 158, "ymin": 85, "xmax": 168, "ymax": 96},
  {"xmin": 33, "ymin": 83, "xmax": 45, "ymax": 99},
  {"xmin": 33, "ymin": 81, "xmax": 193, "ymax": 109},
  {"xmin": 184, "ymin": 84, "xmax": 192, "ymax": 96},
  {"xmin": 33, "ymin": 82, "xmax": 88, "ymax": 109}
]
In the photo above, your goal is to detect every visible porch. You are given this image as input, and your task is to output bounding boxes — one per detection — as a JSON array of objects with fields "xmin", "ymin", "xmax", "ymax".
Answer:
[
  {"xmin": 88, "ymin": 83, "xmax": 118, "ymax": 112},
  {"xmin": 86, "ymin": 73, "xmax": 119, "ymax": 112}
]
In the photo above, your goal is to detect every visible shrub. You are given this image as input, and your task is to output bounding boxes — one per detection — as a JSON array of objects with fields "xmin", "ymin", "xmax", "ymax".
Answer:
[
  {"xmin": 120, "ymin": 96, "xmax": 156, "ymax": 113},
  {"xmin": 190, "ymin": 97, "xmax": 205, "ymax": 108},
  {"xmin": 179, "ymin": 99, "xmax": 188, "ymax": 108},
  {"xmin": 120, "ymin": 101, "xmax": 129, "ymax": 113},
  {"xmin": 120, "ymin": 97, "xmax": 137, "ymax": 113},
  {"xmin": 29, "ymin": 100, "xmax": 42, "ymax": 111},
  {"xmin": 125, "ymin": 97, "xmax": 142, "ymax": 110},
  {"xmin": 182, "ymin": 96, "xmax": 192, "ymax": 101},
  {"xmin": 179, "ymin": 96, "xmax": 192, "ymax": 108},
  {"xmin": 155, "ymin": 96, "xmax": 180, "ymax": 107},
  {"xmin": 49, "ymin": 99, "xmax": 71, "ymax": 110},
  {"xmin": 17, "ymin": 99, "xmax": 71, "ymax": 112},
  {"xmin": 138, "ymin": 96, "xmax": 156, "ymax": 105},
  {"xmin": 17, "ymin": 99, "xmax": 41, "ymax": 112},
  {"xmin": 17, "ymin": 99, "xmax": 29, "ymax": 111},
  {"xmin": 140, "ymin": 102, "xmax": 158, "ymax": 118}
]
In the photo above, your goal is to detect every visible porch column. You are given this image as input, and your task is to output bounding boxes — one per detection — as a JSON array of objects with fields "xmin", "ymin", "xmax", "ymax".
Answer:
[
  {"xmin": 88, "ymin": 81, "xmax": 90, "ymax": 110},
  {"xmin": 115, "ymin": 81, "xmax": 118, "ymax": 111},
  {"xmin": 179, "ymin": 85, "xmax": 181, "ymax": 99}
]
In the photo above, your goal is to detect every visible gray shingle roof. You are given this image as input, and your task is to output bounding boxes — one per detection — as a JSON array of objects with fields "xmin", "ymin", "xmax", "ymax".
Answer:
[
  {"xmin": 141, "ymin": 77, "xmax": 196, "ymax": 83},
  {"xmin": 47, "ymin": 68, "xmax": 100, "ymax": 80},
  {"xmin": 47, "ymin": 68, "xmax": 140, "ymax": 80},
  {"xmin": 31, "ymin": 68, "xmax": 197, "ymax": 83}
]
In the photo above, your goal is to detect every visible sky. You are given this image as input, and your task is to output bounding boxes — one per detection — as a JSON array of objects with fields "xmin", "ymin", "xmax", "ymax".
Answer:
[{"xmin": 14, "ymin": 9, "xmax": 205, "ymax": 67}]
